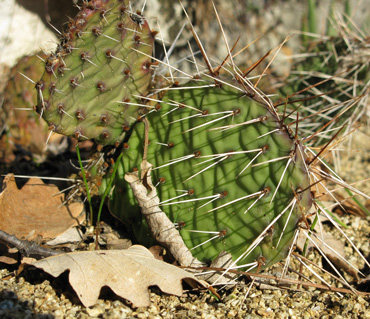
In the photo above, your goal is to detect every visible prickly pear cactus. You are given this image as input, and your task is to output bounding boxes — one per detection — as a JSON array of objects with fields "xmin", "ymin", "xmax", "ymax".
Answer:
[
  {"xmin": 36, "ymin": 0, "xmax": 155, "ymax": 145},
  {"xmin": 117, "ymin": 78, "xmax": 313, "ymax": 269}
]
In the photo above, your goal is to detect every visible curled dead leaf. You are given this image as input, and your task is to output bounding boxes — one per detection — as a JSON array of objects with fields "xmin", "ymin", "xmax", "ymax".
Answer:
[{"xmin": 28, "ymin": 245, "xmax": 208, "ymax": 307}]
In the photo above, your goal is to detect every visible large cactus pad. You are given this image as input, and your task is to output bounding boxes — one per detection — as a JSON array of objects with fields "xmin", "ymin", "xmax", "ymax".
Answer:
[
  {"xmin": 36, "ymin": 0, "xmax": 154, "ymax": 145},
  {"xmin": 121, "ymin": 78, "xmax": 313, "ymax": 269}
]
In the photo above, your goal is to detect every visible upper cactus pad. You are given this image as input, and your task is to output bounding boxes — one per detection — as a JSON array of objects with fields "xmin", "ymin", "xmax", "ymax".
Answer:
[{"xmin": 36, "ymin": 0, "xmax": 154, "ymax": 145}]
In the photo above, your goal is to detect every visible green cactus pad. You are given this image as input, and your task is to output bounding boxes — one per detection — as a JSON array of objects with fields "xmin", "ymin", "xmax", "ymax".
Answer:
[
  {"xmin": 1, "ymin": 53, "xmax": 50, "ymax": 154},
  {"xmin": 36, "ymin": 0, "xmax": 154, "ymax": 145},
  {"xmin": 3, "ymin": 54, "xmax": 46, "ymax": 112},
  {"xmin": 122, "ymin": 78, "xmax": 313, "ymax": 269}
]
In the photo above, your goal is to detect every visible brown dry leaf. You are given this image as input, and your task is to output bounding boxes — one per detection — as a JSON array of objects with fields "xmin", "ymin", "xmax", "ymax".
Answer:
[
  {"xmin": 0, "ymin": 174, "xmax": 84, "ymax": 240},
  {"xmin": 331, "ymin": 193, "xmax": 368, "ymax": 218},
  {"xmin": 29, "ymin": 245, "xmax": 208, "ymax": 307},
  {"xmin": 0, "ymin": 255, "xmax": 18, "ymax": 264}
]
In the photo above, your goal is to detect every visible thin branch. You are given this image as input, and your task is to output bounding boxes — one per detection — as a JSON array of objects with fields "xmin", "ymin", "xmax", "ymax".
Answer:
[{"xmin": 0, "ymin": 230, "xmax": 61, "ymax": 258}]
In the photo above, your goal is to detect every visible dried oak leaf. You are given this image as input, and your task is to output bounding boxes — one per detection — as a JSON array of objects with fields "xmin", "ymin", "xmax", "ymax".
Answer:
[
  {"xmin": 0, "ymin": 174, "xmax": 84, "ymax": 240},
  {"xmin": 29, "ymin": 245, "xmax": 208, "ymax": 307}
]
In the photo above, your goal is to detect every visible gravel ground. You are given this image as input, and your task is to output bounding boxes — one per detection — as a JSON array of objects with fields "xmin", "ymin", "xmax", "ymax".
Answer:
[{"xmin": 1, "ymin": 270, "xmax": 370, "ymax": 319}]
